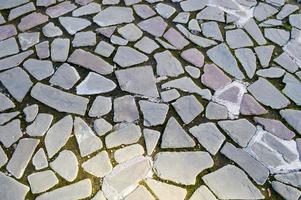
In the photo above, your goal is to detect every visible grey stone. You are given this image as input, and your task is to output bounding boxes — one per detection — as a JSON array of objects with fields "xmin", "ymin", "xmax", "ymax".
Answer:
[
  {"xmin": 264, "ymin": 28, "xmax": 290, "ymax": 46},
  {"xmin": 51, "ymin": 38, "xmax": 70, "ymax": 62},
  {"xmin": 95, "ymin": 41, "xmax": 115, "ymax": 57},
  {"xmin": 72, "ymin": 2, "xmax": 101, "ymax": 17},
  {"xmin": 160, "ymin": 89, "xmax": 180, "ymax": 102},
  {"xmin": 93, "ymin": 6, "xmax": 134, "ymax": 26},
  {"xmin": 256, "ymin": 67, "xmax": 285, "ymax": 78},
  {"xmin": 282, "ymin": 73, "xmax": 301, "ymax": 106},
  {"xmin": 82, "ymin": 151, "xmax": 112, "ymax": 177},
  {"xmin": 23, "ymin": 59, "xmax": 54, "ymax": 80},
  {"xmin": 0, "ymin": 146, "xmax": 7, "ymax": 168},
  {"xmin": 0, "ymin": 93, "xmax": 15, "ymax": 112},
  {"xmin": 235, "ymin": 48, "xmax": 256, "ymax": 78},
  {"xmin": 59, "ymin": 16, "xmax": 91, "ymax": 35},
  {"xmin": 275, "ymin": 172, "xmax": 301, "ymax": 188},
  {"xmin": 7, "ymin": 138, "xmax": 39, "ymax": 179},
  {"xmin": 190, "ymin": 122, "xmax": 225, "ymax": 155},
  {"xmin": 0, "ymin": 0, "xmax": 29, "ymax": 10},
  {"xmin": 0, "ymin": 25, "xmax": 17, "ymax": 41},
  {"xmin": 89, "ymin": 96, "xmax": 112, "ymax": 118},
  {"xmin": 163, "ymin": 27, "xmax": 189, "ymax": 50},
  {"xmin": 0, "ymin": 67, "xmax": 32, "ymax": 102},
  {"xmin": 139, "ymin": 100, "xmax": 168, "ymax": 126},
  {"xmin": 243, "ymin": 19, "xmax": 267, "ymax": 45},
  {"xmin": 113, "ymin": 46, "xmax": 148, "ymax": 67},
  {"xmin": 18, "ymin": 32, "xmax": 40, "ymax": 50},
  {"xmin": 226, "ymin": 29, "xmax": 253, "ymax": 49},
  {"xmin": 118, "ymin": 23, "xmax": 143, "ymax": 42},
  {"xmin": 218, "ymin": 119, "xmax": 256, "ymax": 147},
  {"xmin": 161, "ymin": 117, "xmax": 195, "ymax": 148},
  {"xmin": 290, "ymin": 14, "xmax": 301, "ymax": 29},
  {"xmin": 154, "ymin": 151, "xmax": 213, "ymax": 185},
  {"xmin": 240, "ymin": 94, "xmax": 268, "ymax": 115},
  {"xmin": 274, "ymin": 52, "xmax": 299, "ymax": 73},
  {"xmin": 180, "ymin": 0, "xmax": 207, "ymax": 11},
  {"xmin": 254, "ymin": 3, "xmax": 278, "ymax": 21},
  {"xmin": 124, "ymin": 185, "xmax": 154, "ymax": 200},
  {"xmin": 50, "ymin": 150, "xmax": 78, "ymax": 182},
  {"xmin": 36, "ymin": 0, "xmax": 56, "ymax": 7},
  {"xmin": 42, "ymin": 22, "xmax": 63, "ymax": 37},
  {"xmin": 205, "ymin": 102, "xmax": 228, "ymax": 120},
  {"xmin": 0, "ymin": 111, "xmax": 19, "ymax": 125},
  {"xmin": 110, "ymin": 35, "xmax": 128, "ymax": 46},
  {"xmin": 180, "ymin": 48, "xmax": 204, "ymax": 68},
  {"xmin": 133, "ymin": 4, "xmax": 156, "ymax": 19},
  {"xmin": 154, "ymin": 50, "xmax": 184, "ymax": 77},
  {"xmin": 114, "ymin": 144, "xmax": 144, "ymax": 163},
  {"xmin": 115, "ymin": 66, "xmax": 159, "ymax": 98},
  {"xmin": 155, "ymin": 3, "xmax": 176, "ymax": 19},
  {"xmin": 248, "ymin": 78, "xmax": 290, "ymax": 109},
  {"xmin": 138, "ymin": 16, "xmax": 167, "ymax": 37},
  {"xmin": 72, "ymin": 31, "xmax": 96, "ymax": 47},
  {"xmin": 0, "ymin": 50, "xmax": 33, "ymax": 71},
  {"xmin": 17, "ymin": 12, "xmax": 48, "ymax": 32},
  {"xmin": 277, "ymin": 4, "xmax": 299, "ymax": 19},
  {"xmin": 8, "ymin": 2, "xmax": 35, "ymax": 21},
  {"xmin": 46, "ymin": 1, "xmax": 77, "ymax": 18},
  {"xmin": 114, "ymin": 95, "xmax": 139, "ymax": 123},
  {"xmin": 201, "ymin": 21, "xmax": 223, "ymax": 41},
  {"xmin": 31, "ymin": 83, "xmax": 89, "ymax": 115},
  {"xmin": 105, "ymin": 123, "xmax": 141, "ymax": 148},
  {"xmin": 189, "ymin": 185, "xmax": 217, "ymax": 200},
  {"xmin": 196, "ymin": 6, "xmax": 225, "ymax": 22},
  {"xmin": 280, "ymin": 109, "xmax": 301, "ymax": 135},
  {"xmin": 0, "ymin": 172, "xmax": 29, "ymax": 200},
  {"xmin": 0, "ymin": 38, "xmax": 19, "ymax": 59},
  {"xmin": 143, "ymin": 129, "xmax": 160, "ymax": 155},
  {"xmin": 32, "ymin": 148, "xmax": 48, "ymax": 170},
  {"xmin": 134, "ymin": 36, "xmax": 159, "ymax": 54},
  {"xmin": 93, "ymin": 118, "xmax": 112, "ymax": 136},
  {"xmin": 0, "ymin": 119, "xmax": 22, "ymax": 148},
  {"xmin": 28, "ymin": 170, "xmax": 58, "ymax": 194},
  {"xmin": 35, "ymin": 41, "xmax": 50, "ymax": 59},
  {"xmin": 272, "ymin": 181, "xmax": 301, "ymax": 200},
  {"xmin": 185, "ymin": 66, "xmax": 200, "ymax": 79},
  {"xmin": 202, "ymin": 165, "xmax": 264, "ymax": 199},
  {"xmin": 26, "ymin": 113, "xmax": 53, "ymax": 137}
]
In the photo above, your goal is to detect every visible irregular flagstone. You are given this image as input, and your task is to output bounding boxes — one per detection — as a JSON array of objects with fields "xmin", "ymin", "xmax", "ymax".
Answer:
[
  {"xmin": 0, "ymin": 67, "xmax": 33, "ymax": 102},
  {"xmin": 51, "ymin": 38, "xmax": 70, "ymax": 62},
  {"xmin": 162, "ymin": 77, "xmax": 212, "ymax": 100},
  {"xmin": 207, "ymin": 43, "xmax": 244, "ymax": 79},
  {"xmin": 143, "ymin": 129, "xmax": 160, "ymax": 155},
  {"xmin": 102, "ymin": 156, "xmax": 152, "ymax": 199},
  {"xmin": 185, "ymin": 66, "xmax": 200, "ymax": 78},
  {"xmin": 138, "ymin": 16, "xmax": 168, "ymax": 37},
  {"xmin": 45, "ymin": 115, "xmax": 73, "ymax": 158},
  {"xmin": 124, "ymin": 185, "xmax": 155, "ymax": 200},
  {"xmin": 50, "ymin": 150, "xmax": 79, "ymax": 182},
  {"xmin": 218, "ymin": 119, "xmax": 256, "ymax": 147},
  {"xmin": 283, "ymin": 40, "xmax": 301, "ymax": 67},
  {"xmin": 245, "ymin": 127, "xmax": 301, "ymax": 174},
  {"xmin": 46, "ymin": 1, "xmax": 77, "ymax": 18},
  {"xmin": 72, "ymin": 2, "xmax": 101, "ymax": 17},
  {"xmin": 89, "ymin": 96, "xmax": 112, "ymax": 118},
  {"xmin": 275, "ymin": 172, "xmax": 301, "ymax": 188},
  {"xmin": 0, "ymin": 172, "xmax": 29, "ymax": 200},
  {"xmin": 28, "ymin": 170, "xmax": 59, "ymax": 194},
  {"xmin": 189, "ymin": 185, "xmax": 217, "ymax": 200},
  {"xmin": 133, "ymin": 4, "xmax": 156, "ymax": 19},
  {"xmin": 264, "ymin": 28, "xmax": 290, "ymax": 46},
  {"xmin": 282, "ymin": 73, "xmax": 301, "ymax": 105},
  {"xmin": 113, "ymin": 95, "xmax": 139, "ymax": 123},
  {"xmin": 113, "ymin": 46, "xmax": 148, "ymax": 67},
  {"xmin": 96, "ymin": 26, "xmax": 116, "ymax": 38},
  {"xmin": 205, "ymin": 102, "xmax": 228, "ymax": 120},
  {"xmin": 196, "ymin": 6, "xmax": 225, "ymax": 22},
  {"xmin": 0, "ymin": 119, "xmax": 22, "ymax": 148},
  {"xmin": 0, "ymin": 93, "xmax": 15, "ymax": 112},
  {"xmin": 68, "ymin": 49, "xmax": 114, "ymax": 75},
  {"xmin": 93, "ymin": 6, "xmax": 134, "ymax": 26},
  {"xmin": 18, "ymin": 12, "xmax": 49, "ymax": 32},
  {"xmin": 280, "ymin": 109, "xmax": 301, "ymax": 135},
  {"xmin": 23, "ymin": 59, "xmax": 54, "ymax": 81},
  {"xmin": 114, "ymin": 144, "xmax": 144, "ymax": 163},
  {"xmin": 161, "ymin": 117, "xmax": 195, "ymax": 148},
  {"xmin": 31, "ymin": 83, "xmax": 89, "ymax": 115},
  {"xmin": 189, "ymin": 122, "xmax": 225, "ymax": 155},
  {"xmin": 256, "ymin": 67, "xmax": 285, "ymax": 78},
  {"xmin": 74, "ymin": 117, "xmax": 102, "ymax": 157},
  {"xmin": 180, "ymin": 0, "xmax": 207, "ymax": 11},
  {"xmin": 92, "ymin": 190, "xmax": 106, "ymax": 200},
  {"xmin": 277, "ymin": 4, "xmax": 299, "ymax": 19},
  {"xmin": 145, "ymin": 178, "xmax": 187, "ymax": 200},
  {"xmin": 76, "ymin": 72, "xmax": 116, "ymax": 95},
  {"xmin": 82, "ymin": 151, "xmax": 112, "ymax": 178},
  {"xmin": 139, "ymin": 100, "xmax": 169, "ymax": 126},
  {"xmin": 95, "ymin": 41, "xmax": 115, "ymax": 57},
  {"xmin": 160, "ymin": 89, "xmax": 180, "ymax": 102},
  {"xmin": 59, "ymin": 16, "xmax": 91, "ymax": 35},
  {"xmin": 72, "ymin": 31, "xmax": 96, "ymax": 47},
  {"xmin": 154, "ymin": 50, "xmax": 184, "ymax": 77},
  {"xmin": 105, "ymin": 123, "xmax": 141, "ymax": 148},
  {"xmin": 0, "ymin": 50, "xmax": 33, "ymax": 71},
  {"xmin": 272, "ymin": 181, "xmax": 301, "ymax": 200},
  {"xmin": 240, "ymin": 94, "xmax": 267, "ymax": 115},
  {"xmin": 8, "ymin": 2, "xmax": 36, "ymax": 21},
  {"xmin": 0, "ymin": 24, "xmax": 17, "ymax": 41},
  {"xmin": 248, "ymin": 78, "xmax": 290, "ymax": 109},
  {"xmin": 154, "ymin": 151, "xmax": 213, "ymax": 185},
  {"xmin": 26, "ymin": 113, "xmax": 53, "ymax": 137},
  {"xmin": 42, "ymin": 22, "xmax": 63, "ymax": 37},
  {"xmin": 254, "ymin": 117, "xmax": 295, "ymax": 140},
  {"xmin": 118, "ymin": 23, "xmax": 143, "ymax": 42},
  {"xmin": 254, "ymin": 45, "xmax": 274, "ymax": 67},
  {"xmin": 180, "ymin": 48, "xmax": 204, "ymax": 68},
  {"xmin": 35, "ymin": 41, "xmax": 50, "ymax": 59},
  {"xmin": 202, "ymin": 165, "xmax": 264, "ymax": 199},
  {"xmin": 235, "ymin": 48, "xmax": 256, "ymax": 79},
  {"xmin": 32, "ymin": 148, "xmax": 48, "ymax": 170},
  {"xmin": 36, "ymin": 179, "xmax": 92, "ymax": 200},
  {"xmin": 226, "ymin": 29, "xmax": 253, "ymax": 49},
  {"xmin": 254, "ymin": 2, "xmax": 278, "ymax": 21},
  {"xmin": 0, "ymin": 146, "xmax": 7, "ymax": 168},
  {"xmin": 172, "ymin": 95, "xmax": 204, "ymax": 124},
  {"xmin": 163, "ymin": 27, "xmax": 189, "ymax": 50},
  {"xmin": 156, "ymin": 3, "xmax": 176, "ymax": 19},
  {"xmin": 0, "ymin": 0, "xmax": 29, "ymax": 10},
  {"xmin": 201, "ymin": 21, "xmax": 223, "ymax": 41},
  {"xmin": 93, "ymin": 118, "xmax": 112, "ymax": 136},
  {"xmin": 115, "ymin": 66, "xmax": 159, "ymax": 98},
  {"xmin": 18, "ymin": 32, "xmax": 40, "ymax": 50},
  {"xmin": 7, "ymin": 138, "xmax": 39, "ymax": 179},
  {"xmin": 0, "ymin": 111, "xmax": 19, "ymax": 125},
  {"xmin": 221, "ymin": 142, "xmax": 269, "ymax": 185},
  {"xmin": 274, "ymin": 51, "xmax": 299, "ymax": 73},
  {"xmin": 0, "ymin": 38, "xmax": 19, "ymax": 59}
]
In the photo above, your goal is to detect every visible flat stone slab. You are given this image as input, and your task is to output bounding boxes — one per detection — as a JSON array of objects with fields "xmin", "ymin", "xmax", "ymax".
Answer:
[
  {"xmin": 0, "ymin": 172, "xmax": 29, "ymax": 200},
  {"xmin": 93, "ymin": 6, "xmax": 134, "ymax": 26}
]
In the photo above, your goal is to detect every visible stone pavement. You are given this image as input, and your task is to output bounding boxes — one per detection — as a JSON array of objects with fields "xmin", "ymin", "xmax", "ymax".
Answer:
[{"xmin": 0, "ymin": 0, "xmax": 301, "ymax": 199}]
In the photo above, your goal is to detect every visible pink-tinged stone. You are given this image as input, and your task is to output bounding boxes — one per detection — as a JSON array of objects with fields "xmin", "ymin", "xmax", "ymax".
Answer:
[
  {"xmin": 163, "ymin": 28, "xmax": 189, "ymax": 50},
  {"xmin": 0, "ymin": 25, "xmax": 17, "ymax": 41},
  {"xmin": 18, "ymin": 12, "xmax": 49, "ymax": 32},
  {"xmin": 138, "ymin": 16, "xmax": 167, "ymax": 37},
  {"xmin": 75, "ymin": 0, "xmax": 93, "ymax": 5},
  {"xmin": 181, "ymin": 48, "xmax": 204, "ymax": 68},
  {"xmin": 46, "ymin": 1, "xmax": 77, "ymax": 18},
  {"xmin": 254, "ymin": 117, "xmax": 295, "ymax": 140},
  {"xmin": 240, "ymin": 94, "xmax": 267, "ymax": 116},
  {"xmin": 218, "ymin": 86, "xmax": 240, "ymax": 103},
  {"xmin": 96, "ymin": 26, "xmax": 116, "ymax": 38},
  {"xmin": 296, "ymin": 139, "xmax": 301, "ymax": 160},
  {"xmin": 201, "ymin": 64, "xmax": 231, "ymax": 90},
  {"xmin": 67, "ymin": 49, "xmax": 114, "ymax": 75}
]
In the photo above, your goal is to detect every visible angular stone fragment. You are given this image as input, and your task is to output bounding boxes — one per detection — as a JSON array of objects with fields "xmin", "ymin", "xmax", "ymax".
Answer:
[
  {"xmin": 264, "ymin": 28, "xmax": 290, "ymax": 46},
  {"xmin": 257, "ymin": 67, "xmax": 285, "ymax": 78},
  {"xmin": 275, "ymin": 172, "xmax": 301, "ymax": 188},
  {"xmin": 42, "ymin": 22, "xmax": 63, "ymax": 37},
  {"xmin": 139, "ymin": 100, "xmax": 168, "ymax": 126},
  {"xmin": 180, "ymin": 0, "xmax": 207, "ymax": 11},
  {"xmin": 35, "ymin": 41, "xmax": 50, "ymax": 59},
  {"xmin": 254, "ymin": 45, "xmax": 274, "ymax": 67},
  {"xmin": 115, "ymin": 66, "xmax": 159, "ymax": 98},
  {"xmin": 36, "ymin": 179, "xmax": 92, "ymax": 200},
  {"xmin": 72, "ymin": 31, "xmax": 96, "ymax": 47},
  {"xmin": 254, "ymin": 3, "xmax": 278, "ymax": 21},
  {"xmin": 0, "ymin": 93, "xmax": 14, "ymax": 112},
  {"xmin": 154, "ymin": 151, "xmax": 213, "ymax": 185},
  {"xmin": 124, "ymin": 185, "xmax": 154, "ymax": 200},
  {"xmin": 114, "ymin": 144, "xmax": 144, "ymax": 163},
  {"xmin": 143, "ymin": 129, "xmax": 160, "ymax": 155},
  {"xmin": 145, "ymin": 178, "xmax": 187, "ymax": 200},
  {"xmin": 0, "ymin": 146, "xmax": 7, "ymax": 168},
  {"xmin": 105, "ymin": 123, "xmax": 141, "ymax": 148},
  {"xmin": 72, "ymin": 2, "xmax": 101, "ymax": 17},
  {"xmin": 31, "ymin": 83, "xmax": 89, "ymax": 115},
  {"xmin": 272, "ymin": 181, "xmax": 301, "ymax": 200},
  {"xmin": 18, "ymin": 12, "xmax": 48, "ymax": 32},
  {"xmin": 138, "ymin": 16, "xmax": 167, "ymax": 37},
  {"xmin": 282, "ymin": 73, "xmax": 301, "ymax": 106},
  {"xmin": 133, "ymin": 4, "xmax": 156, "ymax": 19},
  {"xmin": 0, "ymin": 38, "xmax": 19, "ymax": 59},
  {"xmin": 0, "ymin": 119, "xmax": 22, "ymax": 148},
  {"xmin": 248, "ymin": 78, "xmax": 290, "ymax": 109},
  {"xmin": 113, "ymin": 46, "xmax": 148, "ymax": 68},
  {"xmin": 89, "ymin": 96, "xmax": 112, "ymax": 118},
  {"xmin": 93, "ymin": 6, "xmax": 134, "ymax": 26},
  {"xmin": 28, "ymin": 170, "xmax": 58, "ymax": 194},
  {"xmin": 0, "ymin": 172, "xmax": 29, "ymax": 200},
  {"xmin": 235, "ymin": 48, "xmax": 256, "ymax": 78},
  {"xmin": 277, "ymin": 4, "xmax": 299, "ymax": 19},
  {"xmin": 118, "ymin": 23, "xmax": 142, "ymax": 42},
  {"xmin": 76, "ymin": 72, "xmax": 116, "ymax": 95},
  {"xmin": 202, "ymin": 165, "xmax": 264, "ymax": 199},
  {"xmin": 180, "ymin": 48, "xmax": 204, "ymax": 68},
  {"xmin": 45, "ymin": 115, "xmax": 73, "ymax": 158},
  {"xmin": 0, "ymin": 50, "xmax": 33, "ymax": 71},
  {"xmin": 274, "ymin": 52, "xmax": 299, "ymax": 73},
  {"xmin": 50, "ymin": 150, "xmax": 78, "ymax": 182},
  {"xmin": 7, "ymin": 138, "xmax": 39, "ymax": 179},
  {"xmin": 201, "ymin": 63, "xmax": 231, "ymax": 90},
  {"xmin": 280, "ymin": 109, "xmax": 301, "ymax": 135},
  {"xmin": 205, "ymin": 102, "xmax": 228, "ymax": 120},
  {"xmin": 0, "ymin": 25, "xmax": 17, "ymax": 41},
  {"xmin": 0, "ymin": 111, "xmax": 19, "ymax": 125},
  {"xmin": 163, "ymin": 27, "xmax": 189, "ymax": 50},
  {"xmin": 68, "ymin": 49, "xmax": 113, "ymax": 75},
  {"xmin": 154, "ymin": 50, "xmax": 184, "ymax": 77},
  {"xmin": 189, "ymin": 185, "xmax": 217, "ymax": 200},
  {"xmin": 23, "ymin": 59, "xmax": 54, "ymax": 80},
  {"xmin": 0, "ymin": 67, "xmax": 32, "ymax": 102},
  {"xmin": 0, "ymin": 0, "xmax": 29, "ymax": 10},
  {"xmin": 240, "ymin": 94, "xmax": 267, "ymax": 115},
  {"xmin": 190, "ymin": 122, "xmax": 225, "ymax": 155},
  {"xmin": 59, "ymin": 16, "xmax": 90, "ymax": 35},
  {"xmin": 114, "ymin": 95, "xmax": 139, "ymax": 123},
  {"xmin": 185, "ymin": 66, "xmax": 200, "ymax": 79},
  {"xmin": 226, "ymin": 29, "xmax": 253, "ymax": 49},
  {"xmin": 161, "ymin": 117, "xmax": 195, "ymax": 148},
  {"xmin": 26, "ymin": 113, "xmax": 53, "ymax": 137},
  {"xmin": 82, "ymin": 151, "xmax": 112, "ymax": 178},
  {"xmin": 74, "ymin": 117, "xmax": 102, "ymax": 157},
  {"xmin": 51, "ymin": 38, "xmax": 70, "ymax": 62},
  {"xmin": 102, "ymin": 156, "xmax": 152, "ymax": 199},
  {"xmin": 46, "ymin": 1, "xmax": 77, "ymax": 18},
  {"xmin": 18, "ymin": 32, "xmax": 39, "ymax": 50},
  {"xmin": 32, "ymin": 148, "xmax": 48, "ymax": 170}
]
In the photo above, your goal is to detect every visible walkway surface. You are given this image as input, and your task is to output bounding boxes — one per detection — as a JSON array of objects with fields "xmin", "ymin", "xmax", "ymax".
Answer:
[{"xmin": 0, "ymin": 0, "xmax": 301, "ymax": 199}]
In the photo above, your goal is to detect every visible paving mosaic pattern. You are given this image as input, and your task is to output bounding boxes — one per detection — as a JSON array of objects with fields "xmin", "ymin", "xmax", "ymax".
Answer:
[{"xmin": 0, "ymin": 0, "xmax": 301, "ymax": 199}]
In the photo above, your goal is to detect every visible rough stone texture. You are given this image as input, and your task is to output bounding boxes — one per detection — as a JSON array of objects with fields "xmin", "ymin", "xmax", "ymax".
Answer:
[{"xmin": 0, "ymin": 172, "xmax": 29, "ymax": 200}]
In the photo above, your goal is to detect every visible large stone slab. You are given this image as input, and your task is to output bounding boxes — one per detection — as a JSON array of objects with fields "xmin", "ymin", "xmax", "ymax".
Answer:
[
  {"xmin": 93, "ymin": 6, "xmax": 134, "ymax": 26},
  {"xmin": 0, "ymin": 172, "xmax": 29, "ymax": 200}
]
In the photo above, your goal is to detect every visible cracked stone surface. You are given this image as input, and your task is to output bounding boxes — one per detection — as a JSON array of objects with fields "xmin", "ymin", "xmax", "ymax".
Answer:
[{"xmin": 1, "ymin": 0, "xmax": 301, "ymax": 199}]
